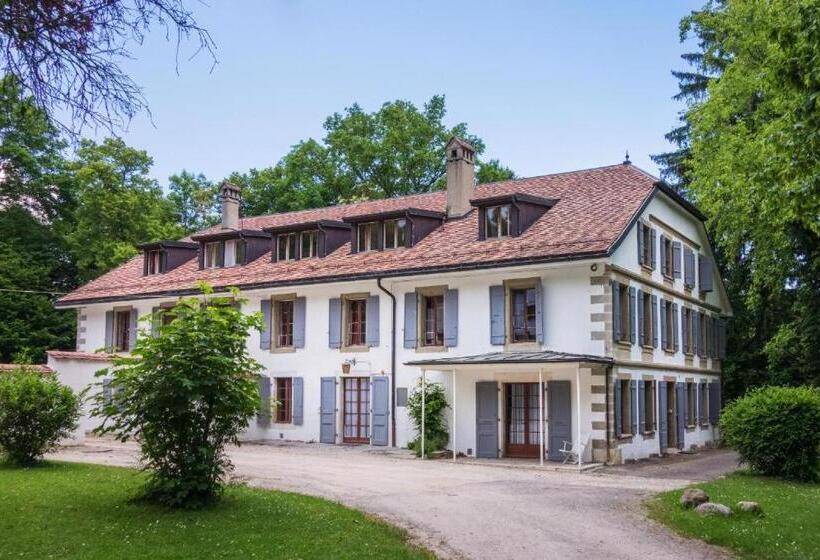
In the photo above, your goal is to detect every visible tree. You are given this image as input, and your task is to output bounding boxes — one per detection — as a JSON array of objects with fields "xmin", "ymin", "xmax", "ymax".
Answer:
[
  {"xmin": 0, "ymin": 0, "xmax": 214, "ymax": 134},
  {"xmin": 66, "ymin": 137, "xmax": 183, "ymax": 282},
  {"xmin": 93, "ymin": 286, "xmax": 263, "ymax": 508},
  {"xmin": 476, "ymin": 159, "xmax": 516, "ymax": 184},
  {"xmin": 167, "ymin": 170, "xmax": 219, "ymax": 233}
]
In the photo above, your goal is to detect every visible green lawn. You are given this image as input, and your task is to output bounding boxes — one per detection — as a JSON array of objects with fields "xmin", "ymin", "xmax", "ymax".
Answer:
[
  {"xmin": 647, "ymin": 471, "xmax": 820, "ymax": 560},
  {"xmin": 0, "ymin": 461, "xmax": 432, "ymax": 560}
]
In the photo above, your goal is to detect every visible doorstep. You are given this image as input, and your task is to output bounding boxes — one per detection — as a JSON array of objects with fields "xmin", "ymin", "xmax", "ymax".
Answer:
[{"xmin": 436, "ymin": 456, "xmax": 604, "ymax": 473}]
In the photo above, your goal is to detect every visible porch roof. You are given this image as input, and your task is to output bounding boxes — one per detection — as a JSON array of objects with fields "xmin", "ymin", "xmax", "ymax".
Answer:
[{"xmin": 404, "ymin": 350, "xmax": 613, "ymax": 367}]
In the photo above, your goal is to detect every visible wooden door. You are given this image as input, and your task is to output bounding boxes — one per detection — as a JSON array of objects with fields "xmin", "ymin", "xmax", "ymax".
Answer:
[
  {"xmin": 342, "ymin": 377, "xmax": 370, "ymax": 443},
  {"xmin": 505, "ymin": 383, "xmax": 542, "ymax": 458},
  {"xmin": 547, "ymin": 380, "xmax": 571, "ymax": 461}
]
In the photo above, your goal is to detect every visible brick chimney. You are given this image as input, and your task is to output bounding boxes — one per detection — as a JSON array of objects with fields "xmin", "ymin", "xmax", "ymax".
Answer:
[
  {"xmin": 445, "ymin": 137, "xmax": 475, "ymax": 217},
  {"xmin": 220, "ymin": 181, "xmax": 241, "ymax": 230}
]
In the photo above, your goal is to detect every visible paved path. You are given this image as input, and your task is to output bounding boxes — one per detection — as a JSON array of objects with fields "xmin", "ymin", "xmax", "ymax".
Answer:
[{"xmin": 53, "ymin": 440, "xmax": 737, "ymax": 560}]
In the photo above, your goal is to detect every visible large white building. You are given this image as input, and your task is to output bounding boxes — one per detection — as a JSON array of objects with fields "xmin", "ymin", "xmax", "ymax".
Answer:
[{"xmin": 50, "ymin": 138, "xmax": 731, "ymax": 464}]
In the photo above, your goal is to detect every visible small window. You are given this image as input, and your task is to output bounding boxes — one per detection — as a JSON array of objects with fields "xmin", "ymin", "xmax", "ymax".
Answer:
[
  {"xmin": 113, "ymin": 309, "xmax": 131, "ymax": 352},
  {"xmin": 640, "ymin": 223, "xmax": 653, "ymax": 266},
  {"xmin": 235, "ymin": 239, "xmax": 246, "ymax": 265},
  {"xmin": 301, "ymin": 230, "xmax": 319, "ymax": 258},
  {"xmin": 277, "ymin": 233, "xmax": 298, "ymax": 261},
  {"xmin": 146, "ymin": 250, "xmax": 162, "ymax": 275},
  {"xmin": 662, "ymin": 236, "xmax": 674, "ymax": 278},
  {"xmin": 619, "ymin": 379, "xmax": 632, "ymax": 436},
  {"xmin": 274, "ymin": 299, "xmax": 294, "ymax": 348},
  {"xmin": 357, "ymin": 222, "xmax": 379, "ymax": 252},
  {"xmin": 275, "ymin": 377, "xmax": 292, "ymax": 423},
  {"xmin": 510, "ymin": 286, "xmax": 537, "ymax": 343},
  {"xmin": 346, "ymin": 298, "xmax": 367, "ymax": 346},
  {"xmin": 643, "ymin": 380, "xmax": 656, "ymax": 432},
  {"xmin": 485, "ymin": 205, "xmax": 511, "ymax": 239},
  {"xmin": 616, "ymin": 283, "xmax": 630, "ymax": 343},
  {"xmin": 204, "ymin": 242, "xmax": 221, "ymax": 269},
  {"xmin": 686, "ymin": 382, "xmax": 696, "ymax": 426},
  {"xmin": 420, "ymin": 293, "xmax": 444, "ymax": 346},
  {"xmin": 384, "ymin": 218, "xmax": 407, "ymax": 249},
  {"xmin": 640, "ymin": 291, "xmax": 653, "ymax": 346}
]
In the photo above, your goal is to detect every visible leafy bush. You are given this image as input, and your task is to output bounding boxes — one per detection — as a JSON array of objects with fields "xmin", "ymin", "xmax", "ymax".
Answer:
[
  {"xmin": 406, "ymin": 379, "xmax": 449, "ymax": 457},
  {"xmin": 93, "ymin": 286, "xmax": 263, "ymax": 508},
  {"xmin": 720, "ymin": 385, "xmax": 820, "ymax": 481},
  {"xmin": 0, "ymin": 368, "xmax": 79, "ymax": 465}
]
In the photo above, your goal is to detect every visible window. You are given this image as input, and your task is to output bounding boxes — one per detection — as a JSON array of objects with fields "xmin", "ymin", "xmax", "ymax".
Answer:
[
  {"xmin": 640, "ymin": 291, "xmax": 653, "ymax": 346},
  {"xmin": 662, "ymin": 300, "xmax": 675, "ymax": 351},
  {"xmin": 682, "ymin": 308, "xmax": 693, "ymax": 354},
  {"xmin": 686, "ymin": 382, "xmax": 696, "ymax": 427},
  {"xmin": 421, "ymin": 293, "xmax": 444, "ymax": 346},
  {"xmin": 275, "ymin": 377, "xmax": 292, "ymax": 423},
  {"xmin": 113, "ymin": 309, "xmax": 131, "ymax": 352},
  {"xmin": 357, "ymin": 222, "xmax": 380, "ymax": 252},
  {"xmin": 510, "ymin": 286, "xmax": 537, "ymax": 343},
  {"xmin": 619, "ymin": 379, "xmax": 632, "ymax": 436},
  {"xmin": 616, "ymin": 282, "xmax": 630, "ymax": 343},
  {"xmin": 346, "ymin": 297, "xmax": 367, "ymax": 346},
  {"xmin": 661, "ymin": 236, "xmax": 674, "ymax": 278},
  {"xmin": 235, "ymin": 239, "xmax": 246, "ymax": 265},
  {"xmin": 204, "ymin": 242, "xmax": 220, "ymax": 269},
  {"xmin": 639, "ymin": 222, "xmax": 653, "ymax": 267},
  {"xmin": 384, "ymin": 218, "xmax": 407, "ymax": 249},
  {"xmin": 700, "ymin": 382, "xmax": 709, "ymax": 425},
  {"xmin": 699, "ymin": 313, "xmax": 709, "ymax": 356},
  {"xmin": 277, "ymin": 233, "xmax": 297, "ymax": 261},
  {"xmin": 274, "ymin": 299, "xmax": 294, "ymax": 348},
  {"xmin": 643, "ymin": 380, "xmax": 656, "ymax": 432},
  {"xmin": 300, "ymin": 230, "xmax": 319, "ymax": 258},
  {"xmin": 485, "ymin": 205, "xmax": 511, "ymax": 238},
  {"xmin": 146, "ymin": 250, "xmax": 162, "ymax": 275}
]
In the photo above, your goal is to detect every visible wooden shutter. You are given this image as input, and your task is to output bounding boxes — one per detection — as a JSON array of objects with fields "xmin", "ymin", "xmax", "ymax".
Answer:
[
  {"xmin": 365, "ymin": 295, "xmax": 380, "ymax": 347},
  {"xmin": 628, "ymin": 286, "xmax": 636, "ymax": 344},
  {"xmin": 535, "ymin": 281, "xmax": 545, "ymax": 343},
  {"xmin": 637, "ymin": 222, "xmax": 645, "ymax": 266},
  {"xmin": 682, "ymin": 308, "xmax": 690, "ymax": 354},
  {"xmin": 697, "ymin": 383, "xmax": 704, "ymax": 425},
  {"xmin": 260, "ymin": 299, "xmax": 271, "ymax": 350},
  {"xmin": 444, "ymin": 288, "xmax": 459, "ymax": 347},
  {"xmin": 660, "ymin": 301, "xmax": 668, "ymax": 350},
  {"xmin": 489, "ymin": 285, "xmax": 506, "ymax": 345},
  {"xmin": 672, "ymin": 303, "xmax": 679, "ymax": 352},
  {"xmin": 684, "ymin": 247, "xmax": 695, "ymax": 288},
  {"xmin": 684, "ymin": 383, "xmax": 690, "ymax": 426},
  {"xmin": 257, "ymin": 375, "xmax": 271, "ymax": 427},
  {"xmin": 659, "ymin": 234, "xmax": 667, "ymax": 274},
  {"xmin": 128, "ymin": 308, "xmax": 138, "ymax": 351},
  {"xmin": 104, "ymin": 310, "xmax": 114, "ymax": 352},
  {"xmin": 699, "ymin": 254, "xmax": 713, "ymax": 292},
  {"xmin": 293, "ymin": 297, "xmax": 306, "ymax": 348},
  {"xmin": 292, "ymin": 377, "xmax": 304, "ymax": 425},
  {"xmin": 403, "ymin": 292, "xmax": 417, "ymax": 349},
  {"xmin": 651, "ymin": 295, "xmax": 658, "ymax": 348},
  {"xmin": 630, "ymin": 380, "xmax": 638, "ymax": 436},
  {"xmin": 328, "ymin": 298, "xmax": 342, "ymax": 349},
  {"xmin": 612, "ymin": 281, "xmax": 621, "ymax": 342},
  {"xmin": 638, "ymin": 380, "xmax": 646, "ymax": 433},
  {"xmin": 637, "ymin": 290, "xmax": 645, "ymax": 346},
  {"xmin": 649, "ymin": 228, "xmax": 657, "ymax": 270},
  {"xmin": 614, "ymin": 380, "xmax": 622, "ymax": 437},
  {"xmin": 143, "ymin": 253, "xmax": 149, "ymax": 276},
  {"xmin": 693, "ymin": 310, "xmax": 701, "ymax": 356},
  {"xmin": 676, "ymin": 382, "xmax": 685, "ymax": 450},
  {"xmin": 672, "ymin": 241, "xmax": 682, "ymax": 278}
]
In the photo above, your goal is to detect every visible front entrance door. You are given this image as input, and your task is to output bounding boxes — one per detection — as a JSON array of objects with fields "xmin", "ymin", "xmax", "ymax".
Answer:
[
  {"xmin": 475, "ymin": 381, "xmax": 499, "ymax": 458},
  {"xmin": 342, "ymin": 377, "xmax": 370, "ymax": 443},
  {"xmin": 547, "ymin": 380, "xmax": 571, "ymax": 461},
  {"xmin": 505, "ymin": 383, "xmax": 542, "ymax": 458}
]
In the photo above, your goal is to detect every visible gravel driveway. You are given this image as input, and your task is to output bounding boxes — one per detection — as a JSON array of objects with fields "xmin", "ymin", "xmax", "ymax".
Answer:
[{"xmin": 53, "ymin": 440, "xmax": 737, "ymax": 560}]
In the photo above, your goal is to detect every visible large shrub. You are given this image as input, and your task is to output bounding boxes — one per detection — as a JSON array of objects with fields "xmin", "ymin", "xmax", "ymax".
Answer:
[
  {"xmin": 406, "ymin": 379, "xmax": 449, "ymax": 457},
  {"xmin": 720, "ymin": 385, "xmax": 820, "ymax": 481},
  {"xmin": 93, "ymin": 286, "xmax": 263, "ymax": 508},
  {"xmin": 0, "ymin": 368, "xmax": 79, "ymax": 466}
]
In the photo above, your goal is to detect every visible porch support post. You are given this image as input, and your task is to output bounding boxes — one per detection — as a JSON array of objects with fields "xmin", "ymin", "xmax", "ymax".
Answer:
[
  {"xmin": 538, "ymin": 368, "xmax": 544, "ymax": 466},
  {"xmin": 576, "ymin": 365, "xmax": 582, "ymax": 471},
  {"xmin": 452, "ymin": 369, "xmax": 457, "ymax": 462},
  {"xmin": 421, "ymin": 368, "xmax": 426, "ymax": 460}
]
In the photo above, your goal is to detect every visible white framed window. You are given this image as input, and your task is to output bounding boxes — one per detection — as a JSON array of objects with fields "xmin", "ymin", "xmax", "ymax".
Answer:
[
  {"xmin": 357, "ymin": 222, "xmax": 379, "ymax": 252},
  {"xmin": 384, "ymin": 218, "xmax": 407, "ymax": 249},
  {"xmin": 113, "ymin": 308, "xmax": 131, "ymax": 352},
  {"xmin": 301, "ymin": 230, "xmax": 319, "ymax": 258},
  {"xmin": 204, "ymin": 242, "xmax": 220, "ymax": 269},
  {"xmin": 485, "ymin": 205, "xmax": 511, "ymax": 238},
  {"xmin": 146, "ymin": 250, "xmax": 161, "ymax": 275},
  {"xmin": 277, "ymin": 233, "xmax": 297, "ymax": 261}
]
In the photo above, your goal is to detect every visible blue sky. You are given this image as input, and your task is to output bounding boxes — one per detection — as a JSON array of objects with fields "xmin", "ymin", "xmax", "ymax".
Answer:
[{"xmin": 106, "ymin": 0, "xmax": 703, "ymax": 186}]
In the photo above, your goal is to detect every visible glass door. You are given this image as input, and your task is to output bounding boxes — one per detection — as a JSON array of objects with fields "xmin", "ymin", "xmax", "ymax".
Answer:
[
  {"xmin": 343, "ymin": 377, "xmax": 370, "ymax": 443},
  {"xmin": 505, "ymin": 383, "xmax": 542, "ymax": 458}
]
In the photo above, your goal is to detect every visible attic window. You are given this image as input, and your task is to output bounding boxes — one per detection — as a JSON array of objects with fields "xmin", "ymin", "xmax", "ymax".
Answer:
[
  {"xmin": 485, "ymin": 205, "xmax": 511, "ymax": 238},
  {"xmin": 278, "ymin": 233, "xmax": 297, "ymax": 261},
  {"xmin": 204, "ymin": 242, "xmax": 221, "ymax": 269},
  {"xmin": 146, "ymin": 250, "xmax": 162, "ymax": 275},
  {"xmin": 357, "ymin": 222, "xmax": 379, "ymax": 252},
  {"xmin": 301, "ymin": 230, "xmax": 319, "ymax": 258},
  {"xmin": 384, "ymin": 218, "xmax": 406, "ymax": 249}
]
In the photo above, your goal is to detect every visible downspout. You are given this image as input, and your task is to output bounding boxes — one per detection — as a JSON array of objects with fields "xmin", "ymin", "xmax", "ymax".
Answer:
[{"xmin": 377, "ymin": 277, "xmax": 397, "ymax": 447}]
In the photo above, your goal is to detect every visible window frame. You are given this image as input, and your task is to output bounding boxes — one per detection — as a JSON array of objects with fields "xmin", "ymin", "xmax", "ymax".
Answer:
[
  {"xmin": 509, "ymin": 286, "xmax": 538, "ymax": 344},
  {"xmin": 643, "ymin": 380, "xmax": 656, "ymax": 433},
  {"xmin": 112, "ymin": 308, "xmax": 131, "ymax": 352},
  {"xmin": 418, "ymin": 290, "xmax": 445, "ymax": 348},
  {"xmin": 273, "ymin": 297, "xmax": 296, "ymax": 350},
  {"xmin": 275, "ymin": 377, "xmax": 293, "ymax": 424},
  {"xmin": 277, "ymin": 233, "xmax": 298, "ymax": 261},
  {"xmin": 662, "ymin": 299, "xmax": 675, "ymax": 352},
  {"xmin": 204, "ymin": 241, "xmax": 220, "ymax": 269},
  {"xmin": 484, "ymin": 204, "xmax": 511, "ymax": 239},
  {"xmin": 616, "ymin": 283, "xmax": 631, "ymax": 344},
  {"xmin": 686, "ymin": 381, "xmax": 696, "ymax": 428},
  {"xmin": 357, "ymin": 222, "xmax": 380, "ymax": 252},
  {"xmin": 661, "ymin": 235, "xmax": 674, "ymax": 278},
  {"xmin": 300, "ymin": 230, "xmax": 319, "ymax": 259},
  {"xmin": 640, "ymin": 223, "xmax": 653, "ymax": 268},
  {"xmin": 343, "ymin": 295, "xmax": 368, "ymax": 349},
  {"xmin": 384, "ymin": 218, "xmax": 407, "ymax": 250},
  {"xmin": 619, "ymin": 379, "xmax": 632, "ymax": 437},
  {"xmin": 640, "ymin": 290, "xmax": 653, "ymax": 347},
  {"xmin": 146, "ymin": 249, "xmax": 162, "ymax": 275}
]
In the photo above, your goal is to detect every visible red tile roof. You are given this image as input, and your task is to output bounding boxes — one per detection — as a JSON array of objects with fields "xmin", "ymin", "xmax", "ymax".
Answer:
[
  {"xmin": 46, "ymin": 350, "xmax": 115, "ymax": 362},
  {"xmin": 57, "ymin": 164, "xmax": 659, "ymax": 306},
  {"xmin": 0, "ymin": 363, "xmax": 54, "ymax": 374}
]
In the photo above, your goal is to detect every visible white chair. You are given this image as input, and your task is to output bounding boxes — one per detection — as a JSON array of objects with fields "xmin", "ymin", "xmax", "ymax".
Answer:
[{"xmin": 559, "ymin": 434, "xmax": 591, "ymax": 464}]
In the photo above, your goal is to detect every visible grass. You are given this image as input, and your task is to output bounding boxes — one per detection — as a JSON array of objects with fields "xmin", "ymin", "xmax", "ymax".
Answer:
[
  {"xmin": 646, "ymin": 471, "xmax": 820, "ymax": 560},
  {"xmin": 0, "ymin": 461, "xmax": 433, "ymax": 560}
]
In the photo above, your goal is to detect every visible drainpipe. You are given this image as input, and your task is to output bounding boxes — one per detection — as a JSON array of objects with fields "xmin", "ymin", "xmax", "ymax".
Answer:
[{"xmin": 377, "ymin": 277, "xmax": 397, "ymax": 447}]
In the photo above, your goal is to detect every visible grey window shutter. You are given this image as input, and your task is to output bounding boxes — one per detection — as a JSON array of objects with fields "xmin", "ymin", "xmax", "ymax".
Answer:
[
  {"xmin": 650, "ymin": 228, "xmax": 657, "ymax": 270},
  {"xmin": 104, "ymin": 310, "xmax": 114, "ymax": 352},
  {"xmin": 715, "ymin": 382, "xmax": 722, "ymax": 422},
  {"xmin": 659, "ymin": 234, "xmax": 667, "ymax": 274},
  {"xmin": 682, "ymin": 308, "xmax": 689, "ymax": 353},
  {"xmin": 638, "ymin": 380, "xmax": 646, "ymax": 433},
  {"xmin": 637, "ymin": 222, "xmax": 645, "ymax": 266},
  {"xmin": 365, "ymin": 295, "xmax": 380, "ymax": 347},
  {"xmin": 676, "ymin": 382, "xmax": 685, "ymax": 449},
  {"xmin": 612, "ymin": 281, "xmax": 621, "ymax": 342},
  {"xmin": 151, "ymin": 307, "xmax": 161, "ymax": 337},
  {"xmin": 660, "ymin": 301, "xmax": 668, "ymax": 350},
  {"xmin": 293, "ymin": 297, "xmax": 306, "ymax": 348},
  {"xmin": 535, "ymin": 281, "xmax": 544, "ymax": 344},
  {"xmin": 697, "ymin": 383, "xmax": 704, "ymax": 424},
  {"xmin": 637, "ymin": 290, "xmax": 645, "ymax": 345},
  {"xmin": 257, "ymin": 375, "xmax": 271, "ymax": 427},
  {"xmin": 651, "ymin": 295, "xmax": 658, "ymax": 348},
  {"xmin": 260, "ymin": 299, "xmax": 272, "ymax": 350},
  {"xmin": 699, "ymin": 254, "xmax": 713, "ymax": 292},
  {"xmin": 328, "ymin": 298, "xmax": 342, "ymax": 349},
  {"xmin": 403, "ymin": 292, "xmax": 417, "ymax": 349},
  {"xmin": 489, "ymin": 285, "xmax": 506, "ymax": 345},
  {"xmin": 693, "ymin": 310, "xmax": 701, "ymax": 356},
  {"xmin": 684, "ymin": 383, "xmax": 690, "ymax": 426},
  {"xmin": 128, "ymin": 308, "xmax": 138, "ymax": 350},
  {"xmin": 444, "ymin": 288, "xmax": 459, "ymax": 347},
  {"xmin": 628, "ymin": 286, "xmax": 636, "ymax": 344},
  {"xmin": 292, "ymin": 377, "xmax": 304, "ymax": 425},
  {"xmin": 614, "ymin": 380, "xmax": 622, "ymax": 437},
  {"xmin": 672, "ymin": 303, "xmax": 679, "ymax": 352},
  {"xmin": 684, "ymin": 247, "xmax": 695, "ymax": 288},
  {"xmin": 630, "ymin": 380, "xmax": 637, "ymax": 436},
  {"xmin": 672, "ymin": 241, "xmax": 682, "ymax": 278},
  {"xmin": 320, "ymin": 377, "xmax": 337, "ymax": 443}
]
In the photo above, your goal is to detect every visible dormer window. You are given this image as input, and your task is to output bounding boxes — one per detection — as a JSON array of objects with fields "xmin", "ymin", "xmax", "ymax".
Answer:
[
  {"xmin": 357, "ymin": 222, "xmax": 380, "ymax": 252},
  {"xmin": 485, "ymin": 205, "xmax": 511, "ymax": 239},
  {"xmin": 146, "ymin": 250, "xmax": 161, "ymax": 275},
  {"xmin": 384, "ymin": 218, "xmax": 407, "ymax": 249},
  {"xmin": 301, "ymin": 230, "xmax": 319, "ymax": 259},
  {"xmin": 277, "ymin": 233, "xmax": 298, "ymax": 261},
  {"xmin": 204, "ymin": 242, "xmax": 221, "ymax": 269}
]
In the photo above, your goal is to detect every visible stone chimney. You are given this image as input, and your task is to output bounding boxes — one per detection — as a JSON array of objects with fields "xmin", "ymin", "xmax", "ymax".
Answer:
[
  {"xmin": 445, "ymin": 137, "xmax": 475, "ymax": 217},
  {"xmin": 220, "ymin": 181, "xmax": 242, "ymax": 230}
]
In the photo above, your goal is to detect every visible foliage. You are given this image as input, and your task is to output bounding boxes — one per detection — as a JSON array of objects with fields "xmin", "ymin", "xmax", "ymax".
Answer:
[
  {"xmin": 0, "ymin": 368, "xmax": 79, "ymax": 466},
  {"xmin": 92, "ymin": 286, "xmax": 263, "ymax": 508},
  {"xmin": 475, "ymin": 158, "xmax": 516, "ymax": 184},
  {"xmin": 406, "ymin": 379, "xmax": 449, "ymax": 457},
  {"xmin": 0, "ymin": 461, "xmax": 433, "ymax": 559},
  {"xmin": 167, "ymin": 170, "xmax": 219, "ymax": 233},
  {"xmin": 720, "ymin": 386, "xmax": 820, "ymax": 481},
  {"xmin": 647, "ymin": 472, "xmax": 820, "ymax": 559},
  {"xmin": 0, "ymin": 0, "xmax": 214, "ymax": 135}
]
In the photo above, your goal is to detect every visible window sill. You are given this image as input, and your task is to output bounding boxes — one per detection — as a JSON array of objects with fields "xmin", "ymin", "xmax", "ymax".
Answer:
[
  {"xmin": 505, "ymin": 341, "xmax": 540, "ymax": 352},
  {"xmin": 615, "ymin": 339, "xmax": 632, "ymax": 347},
  {"xmin": 271, "ymin": 346, "xmax": 296, "ymax": 354},
  {"xmin": 642, "ymin": 430, "xmax": 656, "ymax": 437},
  {"xmin": 663, "ymin": 349, "xmax": 676, "ymax": 356},
  {"xmin": 415, "ymin": 345, "xmax": 446, "ymax": 354},
  {"xmin": 640, "ymin": 263, "xmax": 654, "ymax": 273},
  {"xmin": 341, "ymin": 345, "xmax": 370, "ymax": 353},
  {"xmin": 641, "ymin": 344, "xmax": 655, "ymax": 351}
]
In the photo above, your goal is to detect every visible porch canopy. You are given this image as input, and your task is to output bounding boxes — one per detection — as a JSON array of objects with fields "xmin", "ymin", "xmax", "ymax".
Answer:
[{"xmin": 405, "ymin": 351, "xmax": 612, "ymax": 468}]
